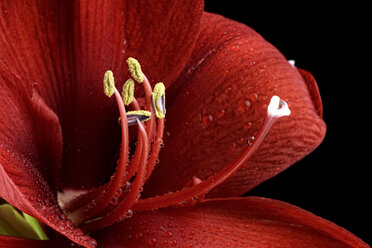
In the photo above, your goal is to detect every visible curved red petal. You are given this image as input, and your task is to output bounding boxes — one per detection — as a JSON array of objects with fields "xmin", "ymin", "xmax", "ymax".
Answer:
[
  {"xmin": 94, "ymin": 197, "xmax": 368, "ymax": 247},
  {"xmin": 144, "ymin": 12, "xmax": 326, "ymax": 197},
  {"xmin": 0, "ymin": 152, "xmax": 96, "ymax": 248},
  {"xmin": 61, "ymin": 0, "xmax": 204, "ymax": 188},
  {"xmin": 0, "ymin": 235, "xmax": 66, "ymax": 248},
  {"xmin": 1, "ymin": 0, "xmax": 203, "ymax": 189},
  {"xmin": 28, "ymin": 88, "xmax": 63, "ymax": 193},
  {"xmin": 0, "ymin": 67, "xmax": 94, "ymax": 248},
  {"xmin": 298, "ymin": 68, "xmax": 323, "ymax": 117}
]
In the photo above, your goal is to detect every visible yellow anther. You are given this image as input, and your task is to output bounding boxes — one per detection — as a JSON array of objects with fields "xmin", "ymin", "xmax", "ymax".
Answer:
[
  {"xmin": 103, "ymin": 70, "xmax": 115, "ymax": 97},
  {"xmin": 127, "ymin": 110, "xmax": 152, "ymax": 118},
  {"xmin": 126, "ymin": 57, "xmax": 144, "ymax": 83},
  {"xmin": 152, "ymin": 82, "xmax": 166, "ymax": 119},
  {"xmin": 118, "ymin": 110, "xmax": 152, "ymax": 126},
  {"xmin": 121, "ymin": 79, "xmax": 135, "ymax": 106}
]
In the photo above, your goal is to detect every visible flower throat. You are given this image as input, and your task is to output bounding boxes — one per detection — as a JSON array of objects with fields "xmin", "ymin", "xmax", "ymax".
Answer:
[{"xmin": 62, "ymin": 58, "xmax": 291, "ymax": 233}]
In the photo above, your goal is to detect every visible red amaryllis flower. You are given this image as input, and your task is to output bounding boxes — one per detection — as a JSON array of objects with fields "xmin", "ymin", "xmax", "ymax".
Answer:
[{"xmin": 0, "ymin": 0, "xmax": 368, "ymax": 247}]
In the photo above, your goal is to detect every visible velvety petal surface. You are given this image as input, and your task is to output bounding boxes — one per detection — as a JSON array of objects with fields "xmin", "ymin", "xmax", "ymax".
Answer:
[
  {"xmin": 0, "ymin": 1, "xmax": 69, "ymax": 191},
  {"xmin": 145, "ymin": 12, "xmax": 326, "ymax": 197},
  {"xmin": 94, "ymin": 197, "xmax": 368, "ymax": 247},
  {"xmin": 61, "ymin": 0, "xmax": 203, "ymax": 188},
  {"xmin": 0, "ymin": 0, "xmax": 203, "ymax": 189},
  {"xmin": 1, "ymin": 1, "xmax": 203, "ymax": 245},
  {"xmin": 0, "ymin": 71, "xmax": 94, "ymax": 246}
]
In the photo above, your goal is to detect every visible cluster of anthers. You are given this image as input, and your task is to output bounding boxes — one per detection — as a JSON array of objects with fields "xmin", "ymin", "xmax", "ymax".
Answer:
[{"xmin": 62, "ymin": 58, "xmax": 291, "ymax": 233}]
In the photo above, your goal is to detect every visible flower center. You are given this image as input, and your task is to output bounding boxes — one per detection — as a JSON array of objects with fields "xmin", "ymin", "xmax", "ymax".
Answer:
[{"xmin": 62, "ymin": 58, "xmax": 291, "ymax": 233}]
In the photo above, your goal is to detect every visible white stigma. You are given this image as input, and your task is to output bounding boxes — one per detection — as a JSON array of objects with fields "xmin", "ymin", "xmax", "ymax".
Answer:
[
  {"xmin": 267, "ymin": 96, "xmax": 291, "ymax": 118},
  {"xmin": 288, "ymin": 60, "xmax": 296, "ymax": 67}
]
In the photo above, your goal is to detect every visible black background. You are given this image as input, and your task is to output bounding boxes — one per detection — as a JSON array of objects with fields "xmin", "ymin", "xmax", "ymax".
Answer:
[{"xmin": 205, "ymin": 1, "xmax": 370, "ymax": 245}]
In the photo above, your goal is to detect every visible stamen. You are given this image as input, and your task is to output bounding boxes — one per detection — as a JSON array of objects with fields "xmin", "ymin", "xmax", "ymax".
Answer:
[
  {"xmin": 126, "ymin": 57, "xmax": 144, "ymax": 83},
  {"xmin": 103, "ymin": 70, "xmax": 115, "ymax": 97},
  {"xmin": 123, "ymin": 98, "xmax": 144, "ymax": 181},
  {"xmin": 68, "ymin": 76, "xmax": 130, "ymax": 225},
  {"xmin": 126, "ymin": 110, "xmax": 152, "ymax": 126},
  {"xmin": 152, "ymin": 82, "xmax": 166, "ymax": 119},
  {"xmin": 121, "ymin": 79, "xmax": 135, "ymax": 105},
  {"xmin": 143, "ymin": 118, "xmax": 165, "ymax": 182},
  {"xmin": 267, "ymin": 95, "xmax": 291, "ymax": 117},
  {"xmin": 132, "ymin": 96, "xmax": 291, "ymax": 212},
  {"xmin": 82, "ymin": 120, "xmax": 149, "ymax": 231},
  {"xmin": 126, "ymin": 57, "xmax": 156, "ymax": 144},
  {"xmin": 288, "ymin": 60, "xmax": 296, "ymax": 67}
]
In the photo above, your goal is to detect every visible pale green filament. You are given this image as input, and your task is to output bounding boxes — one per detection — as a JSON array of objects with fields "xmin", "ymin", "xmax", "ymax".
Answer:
[
  {"xmin": 122, "ymin": 79, "xmax": 135, "ymax": 106},
  {"xmin": 103, "ymin": 70, "xmax": 115, "ymax": 97},
  {"xmin": 152, "ymin": 82, "xmax": 166, "ymax": 119},
  {"xmin": 126, "ymin": 57, "xmax": 144, "ymax": 83}
]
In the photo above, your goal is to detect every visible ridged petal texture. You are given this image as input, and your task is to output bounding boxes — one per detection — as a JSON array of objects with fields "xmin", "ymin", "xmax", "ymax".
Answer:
[
  {"xmin": 94, "ymin": 197, "xmax": 369, "ymax": 248},
  {"xmin": 144, "ymin": 12, "xmax": 326, "ymax": 197},
  {"xmin": 0, "ymin": 0, "xmax": 203, "ymax": 189},
  {"xmin": 0, "ymin": 71, "xmax": 94, "ymax": 247},
  {"xmin": 0, "ymin": 0, "xmax": 203, "ymax": 247}
]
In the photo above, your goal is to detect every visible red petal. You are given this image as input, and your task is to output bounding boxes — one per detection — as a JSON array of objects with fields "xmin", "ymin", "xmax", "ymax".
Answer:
[
  {"xmin": 0, "ymin": 235, "xmax": 66, "ymax": 248},
  {"xmin": 144, "ymin": 12, "xmax": 326, "ymax": 197},
  {"xmin": 61, "ymin": 0, "xmax": 203, "ymax": 188},
  {"xmin": 94, "ymin": 197, "xmax": 368, "ymax": 247},
  {"xmin": 298, "ymin": 68, "xmax": 323, "ymax": 117},
  {"xmin": 0, "ymin": 67, "xmax": 94, "ymax": 248},
  {"xmin": 28, "ymin": 88, "xmax": 63, "ymax": 193},
  {"xmin": 1, "ymin": 0, "xmax": 203, "ymax": 189}
]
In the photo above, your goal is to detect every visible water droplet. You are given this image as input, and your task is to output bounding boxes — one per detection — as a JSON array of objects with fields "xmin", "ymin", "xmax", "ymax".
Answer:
[
  {"xmin": 170, "ymin": 240, "xmax": 177, "ymax": 246},
  {"xmin": 224, "ymin": 86, "xmax": 232, "ymax": 94},
  {"xmin": 147, "ymin": 237, "xmax": 157, "ymax": 246},
  {"xmin": 166, "ymin": 231, "xmax": 173, "ymax": 238},
  {"xmin": 135, "ymin": 232, "xmax": 143, "ymax": 240},
  {"xmin": 217, "ymin": 109, "xmax": 225, "ymax": 118},
  {"xmin": 201, "ymin": 114, "xmax": 213, "ymax": 127},
  {"xmin": 247, "ymin": 136, "xmax": 255, "ymax": 146},
  {"xmin": 111, "ymin": 197, "xmax": 119, "ymax": 205},
  {"xmin": 125, "ymin": 209, "xmax": 133, "ymax": 218},
  {"xmin": 232, "ymin": 44, "xmax": 240, "ymax": 51},
  {"xmin": 249, "ymin": 93, "xmax": 258, "ymax": 102}
]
